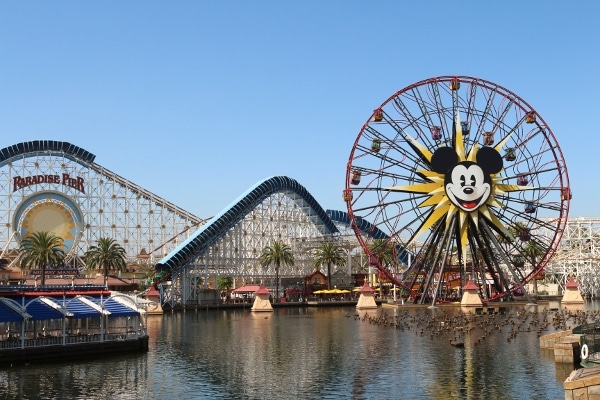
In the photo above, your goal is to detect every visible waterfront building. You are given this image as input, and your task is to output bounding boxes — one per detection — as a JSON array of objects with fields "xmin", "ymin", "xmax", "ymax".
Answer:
[{"xmin": 0, "ymin": 287, "xmax": 148, "ymax": 365}]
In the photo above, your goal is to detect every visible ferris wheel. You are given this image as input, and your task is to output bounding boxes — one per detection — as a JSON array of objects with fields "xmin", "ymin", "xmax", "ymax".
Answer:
[{"xmin": 344, "ymin": 76, "xmax": 571, "ymax": 304}]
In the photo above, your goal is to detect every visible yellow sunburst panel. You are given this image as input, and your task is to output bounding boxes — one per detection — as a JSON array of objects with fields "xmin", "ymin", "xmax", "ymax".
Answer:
[
  {"xmin": 22, "ymin": 202, "xmax": 76, "ymax": 241},
  {"xmin": 385, "ymin": 113, "xmax": 530, "ymax": 250}
]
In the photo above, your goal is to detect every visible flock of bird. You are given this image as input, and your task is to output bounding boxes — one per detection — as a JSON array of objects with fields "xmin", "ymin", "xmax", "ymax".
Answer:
[{"xmin": 351, "ymin": 306, "xmax": 600, "ymax": 346}]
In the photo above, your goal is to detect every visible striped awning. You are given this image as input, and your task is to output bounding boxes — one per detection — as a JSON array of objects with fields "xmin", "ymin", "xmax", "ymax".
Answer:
[
  {"xmin": 97, "ymin": 297, "xmax": 140, "ymax": 317},
  {"xmin": 25, "ymin": 297, "xmax": 72, "ymax": 321},
  {"xmin": 0, "ymin": 298, "xmax": 30, "ymax": 322},
  {"xmin": 0, "ymin": 295, "xmax": 143, "ymax": 322},
  {"xmin": 63, "ymin": 296, "xmax": 108, "ymax": 318}
]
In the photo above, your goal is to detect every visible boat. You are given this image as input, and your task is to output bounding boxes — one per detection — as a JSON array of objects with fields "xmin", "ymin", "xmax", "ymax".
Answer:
[
  {"xmin": 576, "ymin": 322, "xmax": 600, "ymax": 367},
  {"xmin": 0, "ymin": 284, "xmax": 149, "ymax": 366}
]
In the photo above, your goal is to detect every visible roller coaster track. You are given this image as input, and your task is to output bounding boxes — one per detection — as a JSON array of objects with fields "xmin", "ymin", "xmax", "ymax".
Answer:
[{"xmin": 153, "ymin": 176, "xmax": 339, "ymax": 286}]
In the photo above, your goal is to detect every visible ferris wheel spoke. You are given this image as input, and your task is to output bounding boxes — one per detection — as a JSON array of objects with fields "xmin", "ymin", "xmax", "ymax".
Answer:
[
  {"xmin": 393, "ymin": 95, "xmax": 445, "ymax": 145},
  {"xmin": 491, "ymin": 99, "xmax": 517, "ymax": 134},
  {"xmin": 416, "ymin": 83, "xmax": 447, "ymax": 128}
]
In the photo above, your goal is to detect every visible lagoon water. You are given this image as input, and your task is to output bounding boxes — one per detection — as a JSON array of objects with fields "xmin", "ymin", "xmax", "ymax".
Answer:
[{"xmin": 0, "ymin": 303, "xmax": 578, "ymax": 399}]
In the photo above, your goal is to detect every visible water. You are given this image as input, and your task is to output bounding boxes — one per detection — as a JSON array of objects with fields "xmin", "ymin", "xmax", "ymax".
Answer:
[{"xmin": 0, "ymin": 304, "xmax": 576, "ymax": 399}]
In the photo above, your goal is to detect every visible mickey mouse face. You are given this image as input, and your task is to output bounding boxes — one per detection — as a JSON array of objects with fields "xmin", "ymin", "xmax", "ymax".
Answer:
[
  {"xmin": 431, "ymin": 146, "xmax": 503, "ymax": 213},
  {"xmin": 446, "ymin": 162, "xmax": 490, "ymax": 211}
]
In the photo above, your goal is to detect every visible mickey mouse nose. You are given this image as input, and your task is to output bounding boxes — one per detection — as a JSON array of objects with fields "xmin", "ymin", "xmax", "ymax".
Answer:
[{"xmin": 463, "ymin": 188, "xmax": 474, "ymax": 195}]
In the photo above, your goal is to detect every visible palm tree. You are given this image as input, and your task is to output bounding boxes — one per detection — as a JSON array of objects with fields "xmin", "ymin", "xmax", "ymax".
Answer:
[
  {"xmin": 19, "ymin": 231, "xmax": 65, "ymax": 286},
  {"xmin": 217, "ymin": 276, "xmax": 233, "ymax": 291},
  {"xmin": 84, "ymin": 237, "xmax": 127, "ymax": 286},
  {"xmin": 368, "ymin": 239, "xmax": 398, "ymax": 270},
  {"xmin": 217, "ymin": 276, "xmax": 234, "ymax": 301},
  {"xmin": 314, "ymin": 242, "xmax": 347, "ymax": 289},
  {"xmin": 259, "ymin": 240, "xmax": 294, "ymax": 302},
  {"xmin": 524, "ymin": 239, "xmax": 545, "ymax": 295},
  {"xmin": 366, "ymin": 239, "xmax": 400, "ymax": 291},
  {"xmin": 497, "ymin": 226, "xmax": 515, "ymax": 254}
]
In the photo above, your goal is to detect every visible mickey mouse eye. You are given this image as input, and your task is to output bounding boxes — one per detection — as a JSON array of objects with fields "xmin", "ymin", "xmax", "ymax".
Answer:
[
  {"xmin": 460, "ymin": 176, "xmax": 466, "ymax": 186},
  {"xmin": 470, "ymin": 175, "xmax": 476, "ymax": 186}
]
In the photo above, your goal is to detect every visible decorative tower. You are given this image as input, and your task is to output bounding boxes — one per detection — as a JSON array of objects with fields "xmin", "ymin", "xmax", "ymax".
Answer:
[
  {"xmin": 145, "ymin": 286, "xmax": 164, "ymax": 315},
  {"xmin": 356, "ymin": 282, "xmax": 378, "ymax": 310},
  {"xmin": 251, "ymin": 284, "xmax": 274, "ymax": 312},
  {"xmin": 562, "ymin": 278, "xmax": 584, "ymax": 304},
  {"xmin": 460, "ymin": 280, "xmax": 483, "ymax": 307}
]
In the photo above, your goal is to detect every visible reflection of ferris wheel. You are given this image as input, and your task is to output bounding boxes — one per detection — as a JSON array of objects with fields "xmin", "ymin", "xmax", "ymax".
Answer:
[{"xmin": 345, "ymin": 76, "xmax": 571, "ymax": 305}]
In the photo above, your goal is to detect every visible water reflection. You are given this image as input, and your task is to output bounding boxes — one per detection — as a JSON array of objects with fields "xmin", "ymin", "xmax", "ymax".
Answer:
[{"xmin": 0, "ymin": 303, "xmax": 585, "ymax": 399}]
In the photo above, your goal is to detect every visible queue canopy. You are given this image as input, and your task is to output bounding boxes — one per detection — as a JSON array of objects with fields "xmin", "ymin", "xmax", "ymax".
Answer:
[
  {"xmin": 64, "ymin": 296, "xmax": 108, "ymax": 318},
  {"xmin": 25, "ymin": 297, "xmax": 72, "ymax": 320},
  {"xmin": 98, "ymin": 297, "xmax": 142, "ymax": 317},
  {"xmin": 1, "ymin": 295, "xmax": 144, "ymax": 323},
  {"xmin": 0, "ymin": 298, "xmax": 31, "ymax": 322}
]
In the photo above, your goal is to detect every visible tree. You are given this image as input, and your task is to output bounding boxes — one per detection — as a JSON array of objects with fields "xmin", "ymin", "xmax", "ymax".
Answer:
[
  {"xmin": 259, "ymin": 240, "xmax": 294, "ymax": 302},
  {"xmin": 366, "ymin": 239, "xmax": 401, "ymax": 290},
  {"xmin": 524, "ymin": 238, "xmax": 545, "ymax": 295},
  {"xmin": 368, "ymin": 239, "xmax": 398, "ymax": 269},
  {"xmin": 314, "ymin": 242, "xmax": 347, "ymax": 289},
  {"xmin": 217, "ymin": 276, "xmax": 233, "ymax": 290},
  {"xmin": 84, "ymin": 237, "xmax": 127, "ymax": 286},
  {"xmin": 19, "ymin": 231, "xmax": 65, "ymax": 286},
  {"xmin": 497, "ymin": 226, "xmax": 515, "ymax": 254}
]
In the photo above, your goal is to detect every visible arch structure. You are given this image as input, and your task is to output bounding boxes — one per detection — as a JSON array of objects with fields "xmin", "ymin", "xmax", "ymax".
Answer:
[
  {"xmin": 0, "ymin": 140, "xmax": 206, "ymax": 270},
  {"xmin": 154, "ymin": 176, "xmax": 340, "ymax": 308}
]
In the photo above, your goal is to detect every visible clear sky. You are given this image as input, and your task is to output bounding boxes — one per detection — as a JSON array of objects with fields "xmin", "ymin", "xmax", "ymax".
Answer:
[{"xmin": 0, "ymin": 1, "xmax": 597, "ymax": 220}]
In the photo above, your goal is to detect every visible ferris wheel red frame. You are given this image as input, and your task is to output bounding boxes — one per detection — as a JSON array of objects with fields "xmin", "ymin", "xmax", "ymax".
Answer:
[{"xmin": 344, "ymin": 76, "xmax": 571, "ymax": 305}]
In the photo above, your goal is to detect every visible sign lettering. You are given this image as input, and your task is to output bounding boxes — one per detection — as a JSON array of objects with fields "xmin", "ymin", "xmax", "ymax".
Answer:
[
  {"xmin": 30, "ymin": 269, "xmax": 80, "ymax": 276},
  {"xmin": 13, "ymin": 174, "xmax": 85, "ymax": 193}
]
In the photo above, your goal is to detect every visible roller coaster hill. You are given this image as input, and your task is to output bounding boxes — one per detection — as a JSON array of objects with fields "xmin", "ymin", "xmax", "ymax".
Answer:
[{"xmin": 0, "ymin": 139, "xmax": 597, "ymax": 309}]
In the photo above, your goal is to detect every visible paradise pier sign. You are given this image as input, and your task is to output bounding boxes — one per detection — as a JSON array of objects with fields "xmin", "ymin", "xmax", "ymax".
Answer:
[{"xmin": 13, "ymin": 173, "xmax": 85, "ymax": 193}]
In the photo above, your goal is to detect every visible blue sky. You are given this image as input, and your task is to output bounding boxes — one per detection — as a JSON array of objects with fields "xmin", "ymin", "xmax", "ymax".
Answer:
[{"xmin": 0, "ymin": 1, "xmax": 597, "ymax": 219}]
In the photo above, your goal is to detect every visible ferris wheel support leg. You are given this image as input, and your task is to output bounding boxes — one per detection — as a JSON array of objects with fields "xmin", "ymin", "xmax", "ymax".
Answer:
[
  {"xmin": 481, "ymin": 221, "xmax": 535, "ymax": 304},
  {"xmin": 430, "ymin": 218, "xmax": 458, "ymax": 306}
]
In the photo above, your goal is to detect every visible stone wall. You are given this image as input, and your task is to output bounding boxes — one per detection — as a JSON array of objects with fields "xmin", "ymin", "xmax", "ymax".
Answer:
[
  {"xmin": 540, "ymin": 330, "xmax": 574, "ymax": 349},
  {"xmin": 564, "ymin": 366, "xmax": 600, "ymax": 400}
]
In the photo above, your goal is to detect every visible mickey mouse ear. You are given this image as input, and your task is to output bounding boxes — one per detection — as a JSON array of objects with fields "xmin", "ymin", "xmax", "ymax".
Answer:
[
  {"xmin": 476, "ymin": 146, "xmax": 503, "ymax": 174},
  {"xmin": 431, "ymin": 147, "xmax": 459, "ymax": 174}
]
